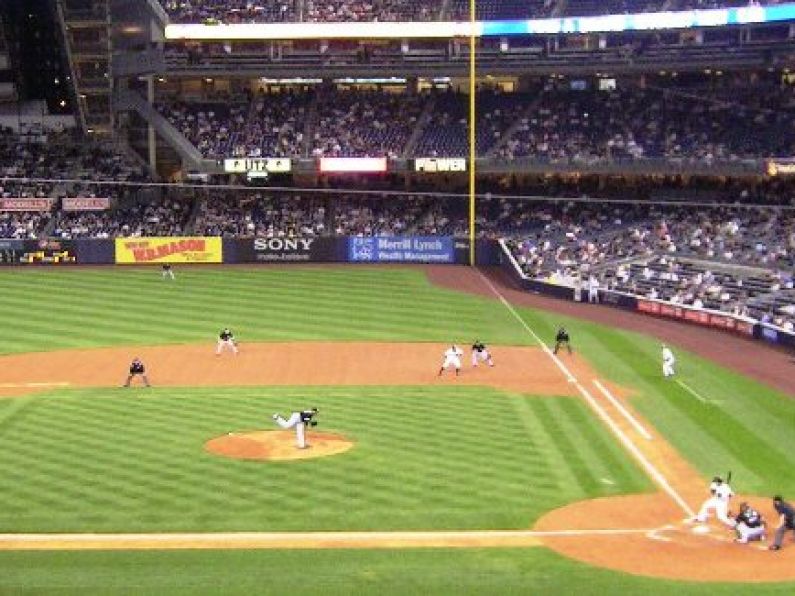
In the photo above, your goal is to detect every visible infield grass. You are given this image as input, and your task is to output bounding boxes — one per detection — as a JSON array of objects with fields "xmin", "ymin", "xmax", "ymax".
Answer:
[{"xmin": 0, "ymin": 386, "xmax": 648, "ymax": 532}]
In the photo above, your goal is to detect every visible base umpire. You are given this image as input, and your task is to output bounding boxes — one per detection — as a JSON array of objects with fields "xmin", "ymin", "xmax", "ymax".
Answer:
[{"xmin": 553, "ymin": 326, "xmax": 572, "ymax": 355}]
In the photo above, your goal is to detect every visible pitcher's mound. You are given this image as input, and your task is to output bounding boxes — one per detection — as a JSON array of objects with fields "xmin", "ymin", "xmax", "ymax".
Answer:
[{"xmin": 205, "ymin": 430, "xmax": 354, "ymax": 461}]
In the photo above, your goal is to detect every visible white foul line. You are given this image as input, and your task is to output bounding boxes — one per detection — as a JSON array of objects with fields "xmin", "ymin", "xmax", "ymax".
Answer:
[
  {"xmin": 675, "ymin": 380, "xmax": 710, "ymax": 404},
  {"xmin": 593, "ymin": 379, "xmax": 653, "ymax": 440},
  {"xmin": 476, "ymin": 270, "xmax": 695, "ymax": 518}
]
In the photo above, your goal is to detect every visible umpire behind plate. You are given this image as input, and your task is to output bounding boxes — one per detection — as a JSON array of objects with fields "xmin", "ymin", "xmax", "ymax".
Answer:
[{"xmin": 553, "ymin": 326, "xmax": 572, "ymax": 355}]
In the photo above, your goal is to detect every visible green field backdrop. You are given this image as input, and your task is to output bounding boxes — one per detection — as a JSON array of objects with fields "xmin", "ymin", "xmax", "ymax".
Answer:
[{"xmin": 0, "ymin": 266, "xmax": 793, "ymax": 594}]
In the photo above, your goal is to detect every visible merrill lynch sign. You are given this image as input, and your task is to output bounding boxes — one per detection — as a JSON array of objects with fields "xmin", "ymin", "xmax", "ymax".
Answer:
[{"xmin": 348, "ymin": 237, "xmax": 454, "ymax": 263}]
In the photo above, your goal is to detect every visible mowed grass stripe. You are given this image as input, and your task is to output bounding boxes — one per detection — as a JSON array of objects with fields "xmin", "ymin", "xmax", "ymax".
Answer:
[
  {"xmin": 0, "ymin": 268, "xmax": 527, "ymax": 352},
  {"xmin": 0, "ymin": 386, "xmax": 642, "ymax": 532}
]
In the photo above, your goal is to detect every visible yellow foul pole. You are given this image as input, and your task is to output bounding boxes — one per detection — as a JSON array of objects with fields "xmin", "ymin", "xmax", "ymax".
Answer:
[{"xmin": 468, "ymin": 0, "xmax": 477, "ymax": 266}]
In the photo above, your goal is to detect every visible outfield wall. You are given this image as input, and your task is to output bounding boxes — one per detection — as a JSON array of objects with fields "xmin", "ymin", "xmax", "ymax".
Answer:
[{"xmin": 0, "ymin": 237, "xmax": 494, "ymax": 266}]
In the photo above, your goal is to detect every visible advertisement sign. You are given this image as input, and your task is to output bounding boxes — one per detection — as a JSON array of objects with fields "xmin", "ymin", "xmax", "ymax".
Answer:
[
  {"xmin": 223, "ymin": 158, "xmax": 292, "ymax": 174},
  {"xmin": 0, "ymin": 239, "xmax": 77, "ymax": 265},
  {"xmin": 766, "ymin": 159, "xmax": 795, "ymax": 177},
  {"xmin": 115, "ymin": 237, "xmax": 222, "ymax": 264},
  {"xmin": 637, "ymin": 299, "xmax": 754, "ymax": 336},
  {"xmin": 348, "ymin": 237, "xmax": 454, "ymax": 263},
  {"xmin": 253, "ymin": 237, "xmax": 316, "ymax": 262},
  {"xmin": 62, "ymin": 197, "xmax": 111, "ymax": 211},
  {"xmin": 0, "ymin": 198, "xmax": 53, "ymax": 212},
  {"xmin": 319, "ymin": 157, "xmax": 387, "ymax": 173},
  {"xmin": 414, "ymin": 158, "xmax": 466, "ymax": 173}
]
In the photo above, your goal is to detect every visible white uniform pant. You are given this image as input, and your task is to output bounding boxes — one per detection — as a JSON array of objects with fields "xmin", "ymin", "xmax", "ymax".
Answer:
[
  {"xmin": 471, "ymin": 350, "xmax": 493, "ymax": 367},
  {"xmin": 588, "ymin": 288, "xmax": 599, "ymax": 303},
  {"xmin": 736, "ymin": 522, "xmax": 765, "ymax": 543},
  {"xmin": 663, "ymin": 360, "xmax": 675, "ymax": 377},
  {"xmin": 697, "ymin": 497, "xmax": 736, "ymax": 527},
  {"xmin": 441, "ymin": 355, "xmax": 461, "ymax": 371},
  {"xmin": 275, "ymin": 412, "xmax": 307, "ymax": 448},
  {"xmin": 162, "ymin": 270, "xmax": 175, "ymax": 280},
  {"xmin": 216, "ymin": 339, "xmax": 238, "ymax": 355}
]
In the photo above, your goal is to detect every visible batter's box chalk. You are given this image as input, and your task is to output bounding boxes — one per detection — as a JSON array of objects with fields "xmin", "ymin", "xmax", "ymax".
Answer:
[{"xmin": 691, "ymin": 525, "xmax": 711, "ymax": 535}]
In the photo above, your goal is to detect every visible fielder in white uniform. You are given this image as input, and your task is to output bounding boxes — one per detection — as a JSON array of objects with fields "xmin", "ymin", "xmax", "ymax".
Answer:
[
  {"xmin": 734, "ymin": 502, "xmax": 766, "ymax": 544},
  {"xmin": 215, "ymin": 328, "xmax": 239, "ymax": 355},
  {"xmin": 439, "ymin": 345, "xmax": 463, "ymax": 376},
  {"xmin": 272, "ymin": 408, "xmax": 318, "ymax": 449},
  {"xmin": 694, "ymin": 476, "xmax": 736, "ymax": 527},
  {"xmin": 471, "ymin": 340, "xmax": 494, "ymax": 367},
  {"xmin": 662, "ymin": 344, "xmax": 676, "ymax": 378}
]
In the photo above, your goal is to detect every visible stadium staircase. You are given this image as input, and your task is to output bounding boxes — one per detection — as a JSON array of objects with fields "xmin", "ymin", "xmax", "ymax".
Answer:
[
  {"xmin": 404, "ymin": 94, "xmax": 439, "ymax": 158},
  {"xmin": 300, "ymin": 92, "xmax": 321, "ymax": 157},
  {"xmin": 116, "ymin": 89, "xmax": 207, "ymax": 171},
  {"xmin": 485, "ymin": 93, "xmax": 545, "ymax": 157}
]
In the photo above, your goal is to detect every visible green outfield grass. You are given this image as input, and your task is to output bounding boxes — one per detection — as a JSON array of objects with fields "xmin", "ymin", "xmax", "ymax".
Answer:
[{"xmin": 1, "ymin": 266, "xmax": 794, "ymax": 593}]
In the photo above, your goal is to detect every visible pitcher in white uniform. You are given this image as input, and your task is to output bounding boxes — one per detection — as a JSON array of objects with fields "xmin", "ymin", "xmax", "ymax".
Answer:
[{"xmin": 272, "ymin": 408, "xmax": 318, "ymax": 449}]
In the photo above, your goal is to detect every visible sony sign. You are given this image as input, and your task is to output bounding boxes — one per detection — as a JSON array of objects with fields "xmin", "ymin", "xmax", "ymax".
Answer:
[
  {"xmin": 253, "ymin": 237, "xmax": 315, "ymax": 262},
  {"xmin": 414, "ymin": 158, "xmax": 466, "ymax": 173}
]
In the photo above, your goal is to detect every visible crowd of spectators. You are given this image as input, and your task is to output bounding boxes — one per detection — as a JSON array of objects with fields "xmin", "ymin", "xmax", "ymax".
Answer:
[
  {"xmin": 163, "ymin": 0, "xmax": 296, "ymax": 24},
  {"xmin": 52, "ymin": 196, "xmax": 193, "ymax": 239},
  {"xmin": 311, "ymin": 89, "xmax": 426, "ymax": 158},
  {"xmin": 161, "ymin": 0, "xmax": 777, "ymax": 24},
  {"xmin": 158, "ymin": 79, "xmax": 795, "ymax": 163},
  {"xmin": 498, "ymin": 82, "xmax": 795, "ymax": 162},
  {"xmin": 195, "ymin": 193, "xmax": 326, "ymax": 237}
]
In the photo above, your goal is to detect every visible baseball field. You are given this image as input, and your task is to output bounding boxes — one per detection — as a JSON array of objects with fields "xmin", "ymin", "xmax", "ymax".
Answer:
[{"xmin": 0, "ymin": 265, "xmax": 794, "ymax": 594}]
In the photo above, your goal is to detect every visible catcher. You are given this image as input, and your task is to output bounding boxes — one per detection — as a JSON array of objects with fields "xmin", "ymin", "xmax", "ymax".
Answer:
[
  {"xmin": 733, "ymin": 502, "xmax": 766, "ymax": 544},
  {"xmin": 215, "ymin": 327, "xmax": 239, "ymax": 356}
]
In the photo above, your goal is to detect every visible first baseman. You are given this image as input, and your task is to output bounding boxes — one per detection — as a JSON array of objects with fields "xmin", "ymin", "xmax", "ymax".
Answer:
[
  {"xmin": 216, "ymin": 328, "xmax": 239, "ymax": 356},
  {"xmin": 471, "ymin": 340, "xmax": 494, "ymax": 367},
  {"xmin": 693, "ymin": 476, "xmax": 736, "ymax": 528},
  {"xmin": 439, "ymin": 344, "xmax": 463, "ymax": 376}
]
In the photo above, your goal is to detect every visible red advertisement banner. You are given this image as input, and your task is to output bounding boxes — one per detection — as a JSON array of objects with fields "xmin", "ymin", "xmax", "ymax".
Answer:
[
  {"xmin": 636, "ymin": 299, "xmax": 754, "ymax": 336},
  {"xmin": 0, "ymin": 198, "xmax": 54, "ymax": 212},
  {"xmin": 62, "ymin": 197, "xmax": 110, "ymax": 211}
]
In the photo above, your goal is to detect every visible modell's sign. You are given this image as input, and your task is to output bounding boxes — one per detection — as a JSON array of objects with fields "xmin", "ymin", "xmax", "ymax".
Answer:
[
  {"xmin": 637, "ymin": 299, "xmax": 754, "ymax": 336},
  {"xmin": 62, "ymin": 197, "xmax": 110, "ymax": 211},
  {"xmin": 115, "ymin": 237, "xmax": 222, "ymax": 264},
  {"xmin": 253, "ymin": 237, "xmax": 314, "ymax": 262},
  {"xmin": 414, "ymin": 158, "xmax": 466, "ymax": 173},
  {"xmin": 0, "ymin": 198, "xmax": 54, "ymax": 212},
  {"xmin": 224, "ymin": 158, "xmax": 292, "ymax": 174}
]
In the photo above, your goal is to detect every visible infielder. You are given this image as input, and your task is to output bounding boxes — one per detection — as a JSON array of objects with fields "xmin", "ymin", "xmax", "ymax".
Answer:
[
  {"xmin": 662, "ymin": 344, "xmax": 676, "ymax": 378},
  {"xmin": 439, "ymin": 344, "xmax": 463, "ymax": 376},
  {"xmin": 123, "ymin": 357, "xmax": 150, "ymax": 388},
  {"xmin": 734, "ymin": 502, "xmax": 766, "ymax": 544},
  {"xmin": 272, "ymin": 408, "xmax": 318, "ymax": 449},
  {"xmin": 693, "ymin": 476, "xmax": 736, "ymax": 528},
  {"xmin": 216, "ymin": 328, "xmax": 239, "ymax": 356},
  {"xmin": 471, "ymin": 340, "xmax": 494, "ymax": 367}
]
